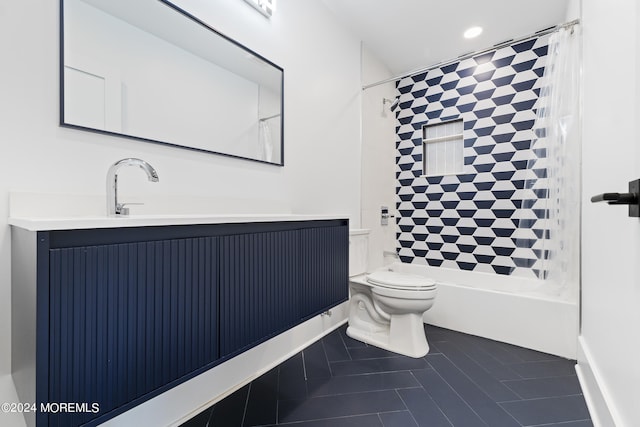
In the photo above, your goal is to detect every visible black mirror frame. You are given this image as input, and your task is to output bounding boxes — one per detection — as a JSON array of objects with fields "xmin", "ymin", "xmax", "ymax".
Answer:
[{"xmin": 59, "ymin": 0, "xmax": 285, "ymax": 166}]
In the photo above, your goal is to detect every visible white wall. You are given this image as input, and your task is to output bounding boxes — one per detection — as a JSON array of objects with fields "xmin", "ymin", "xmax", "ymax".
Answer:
[
  {"xmin": 360, "ymin": 46, "xmax": 396, "ymax": 270},
  {"xmin": 566, "ymin": 0, "xmax": 580, "ymax": 20},
  {"xmin": 0, "ymin": 0, "xmax": 361, "ymax": 420},
  {"xmin": 579, "ymin": 0, "xmax": 640, "ymax": 425}
]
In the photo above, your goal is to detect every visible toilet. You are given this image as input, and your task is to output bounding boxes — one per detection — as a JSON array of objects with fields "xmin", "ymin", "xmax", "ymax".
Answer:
[{"xmin": 346, "ymin": 229, "xmax": 437, "ymax": 358}]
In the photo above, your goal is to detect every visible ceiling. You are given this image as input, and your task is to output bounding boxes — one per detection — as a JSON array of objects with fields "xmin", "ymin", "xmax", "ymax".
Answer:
[{"xmin": 322, "ymin": 0, "xmax": 571, "ymax": 77}]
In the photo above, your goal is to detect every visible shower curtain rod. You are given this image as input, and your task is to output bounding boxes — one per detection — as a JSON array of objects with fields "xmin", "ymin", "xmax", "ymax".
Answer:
[{"xmin": 362, "ymin": 18, "xmax": 581, "ymax": 90}]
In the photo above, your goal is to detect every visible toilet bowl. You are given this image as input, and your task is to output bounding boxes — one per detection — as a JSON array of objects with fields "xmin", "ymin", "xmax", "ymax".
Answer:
[{"xmin": 346, "ymin": 230, "xmax": 437, "ymax": 358}]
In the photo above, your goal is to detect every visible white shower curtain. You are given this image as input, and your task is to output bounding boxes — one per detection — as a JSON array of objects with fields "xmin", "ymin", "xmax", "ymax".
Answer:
[
  {"xmin": 259, "ymin": 120, "xmax": 274, "ymax": 162},
  {"xmin": 515, "ymin": 25, "xmax": 581, "ymax": 294}
]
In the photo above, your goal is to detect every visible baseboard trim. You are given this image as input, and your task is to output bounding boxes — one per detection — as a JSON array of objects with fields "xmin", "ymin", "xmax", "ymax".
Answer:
[
  {"xmin": 101, "ymin": 302, "xmax": 349, "ymax": 427},
  {"xmin": 170, "ymin": 316, "xmax": 348, "ymax": 426},
  {"xmin": 576, "ymin": 336, "xmax": 620, "ymax": 427}
]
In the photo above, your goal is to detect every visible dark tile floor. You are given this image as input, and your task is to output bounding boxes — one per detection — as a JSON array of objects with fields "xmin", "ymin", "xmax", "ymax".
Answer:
[{"xmin": 181, "ymin": 324, "xmax": 592, "ymax": 427}]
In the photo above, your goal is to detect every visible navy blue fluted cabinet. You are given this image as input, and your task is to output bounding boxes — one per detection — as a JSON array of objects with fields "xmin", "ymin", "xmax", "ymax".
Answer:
[
  {"xmin": 300, "ymin": 226, "xmax": 350, "ymax": 318},
  {"xmin": 219, "ymin": 230, "xmax": 301, "ymax": 357},
  {"xmin": 47, "ymin": 237, "xmax": 219, "ymax": 427},
  {"xmin": 12, "ymin": 219, "xmax": 348, "ymax": 427}
]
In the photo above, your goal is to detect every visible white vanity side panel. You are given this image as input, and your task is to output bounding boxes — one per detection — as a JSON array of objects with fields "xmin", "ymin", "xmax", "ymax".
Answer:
[{"xmin": 10, "ymin": 227, "xmax": 37, "ymax": 427}]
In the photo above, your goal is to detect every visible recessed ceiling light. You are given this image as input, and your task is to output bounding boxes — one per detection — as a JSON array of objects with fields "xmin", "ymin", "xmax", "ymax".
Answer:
[{"xmin": 464, "ymin": 26, "xmax": 483, "ymax": 39}]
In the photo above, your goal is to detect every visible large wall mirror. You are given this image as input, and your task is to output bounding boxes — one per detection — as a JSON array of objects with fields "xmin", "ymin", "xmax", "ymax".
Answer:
[{"xmin": 61, "ymin": 0, "xmax": 284, "ymax": 165}]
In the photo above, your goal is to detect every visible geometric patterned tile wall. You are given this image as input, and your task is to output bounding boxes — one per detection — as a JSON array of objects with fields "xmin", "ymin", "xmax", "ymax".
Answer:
[{"xmin": 395, "ymin": 35, "xmax": 550, "ymax": 279}]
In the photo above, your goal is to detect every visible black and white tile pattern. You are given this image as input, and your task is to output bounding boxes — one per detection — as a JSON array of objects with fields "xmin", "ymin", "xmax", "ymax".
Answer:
[
  {"xmin": 181, "ymin": 324, "xmax": 592, "ymax": 427},
  {"xmin": 396, "ymin": 36, "xmax": 552, "ymax": 278}
]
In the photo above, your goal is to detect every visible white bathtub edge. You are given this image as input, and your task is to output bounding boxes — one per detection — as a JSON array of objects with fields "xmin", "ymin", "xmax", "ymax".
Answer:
[{"xmin": 423, "ymin": 281, "xmax": 579, "ymax": 359}]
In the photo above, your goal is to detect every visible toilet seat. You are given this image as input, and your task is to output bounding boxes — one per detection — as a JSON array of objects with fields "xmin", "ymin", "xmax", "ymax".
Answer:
[{"xmin": 366, "ymin": 271, "xmax": 436, "ymax": 291}]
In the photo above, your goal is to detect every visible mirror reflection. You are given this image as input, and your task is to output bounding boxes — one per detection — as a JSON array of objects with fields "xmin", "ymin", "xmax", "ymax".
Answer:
[{"xmin": 62, "ymin": 0, "xmax": 284, "ymax": 165}]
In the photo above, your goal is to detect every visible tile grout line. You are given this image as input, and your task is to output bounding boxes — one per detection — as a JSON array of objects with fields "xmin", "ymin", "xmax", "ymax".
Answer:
[
  {"xmin": 504, "ymin": 373, "xmax": 581, "ymax": 380},
  {"xmin": 336, "ymin": 326, "xmax": 354, "ymax": 361},
  {"xmin": 437, "ymin": 352, "xmax": 527, "ymax": 427},
  {"xmin": 497, "ymin": 393, "xmax": 587, "ymax": 404},
  {"xmin": 301, "ymin": 385, "xmax": 424, "ymax": 400},
  {"xmin": 436, "ymin": 335, "xmax": 526, "ymax": 381},
  {"xmin": 500, "ymin": 379, "xmax": 526, "ymax": 401},
  {"xmin": 437, "ymin": 349, "xmax": 521, "ymax": 404},
  {"xmin": 274, "ymin": 412, "xmax": 390, "ymax": 425},
  {"xmin": 275, "ymin": 365, "xmax": 281, "ymax": 426},
  {"xmin": 423, "ymin": 362, "xmax": 493, "ymax": 427},
  {"xmin": 301, "ymin": 350, "xmax": 308, "ymax": 381},
  {"xmin": 448, "ymin": 334, "xmax": 576, "ymax": 381},
  {"xmin": 498, "ymin": 374, "xmax": 584, "ymax": 401},
  {"xmin": 527, "ymin": 418, "xmax": 592, "ymax": 427},
  {"xmin": 240, "ymin": 382, "xmax": 252, "ymax": 427},
  {"xmin": 435, "ymin": 340, "xmax": 538, "ymax": 404},
  {"xmin": 393, "ymin": 390, "xmax": 426, "ymax": 427},
  {"xmin": 500, "ymin": 373, "xmax": 581, "ymax": 383},
  {"xmin": 405, "ymin": 374, "xmax": 453, "ymax": 427},
  {"xmin": 319, "ymin": 338, "xmax": 333, "ymax": 378},
  {"xmin": 503, "ymin": 360, "xmax": 579, "ymax": 369},
  {"xmin": 446, "ymin": 333, "xmax": 528, "ymax": 379},
  {"xmin": 204, "ymin": 404, "xmax": 215, "ymax": 427},
  {"xmin": 455, "ymin": 334, "xmax": 530, "ymax": 373},
  {"xmin": 494, "ymin": 340, "xmax": 574, "ymax": 365}
]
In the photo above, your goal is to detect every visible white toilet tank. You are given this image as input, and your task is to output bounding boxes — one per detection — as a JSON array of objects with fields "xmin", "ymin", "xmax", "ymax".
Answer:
[{"xmin": 349, "ymin": 229, "xmax": 370, "ymax": 277}]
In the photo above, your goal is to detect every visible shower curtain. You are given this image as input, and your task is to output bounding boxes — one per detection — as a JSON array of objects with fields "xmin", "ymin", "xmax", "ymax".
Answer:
[
  {"xmin": 259, "ymin": 120, "xmax": 274, "ymax": 162},
  {"xmin": 514, "ymin": 25, "xmax": 581, "ymax": 293}
]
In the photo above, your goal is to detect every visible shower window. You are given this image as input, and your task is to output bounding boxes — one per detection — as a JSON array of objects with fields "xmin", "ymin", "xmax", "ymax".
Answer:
[{"xmin": 422, "ymin": 119, "xmax": 464, "ymax": 176}]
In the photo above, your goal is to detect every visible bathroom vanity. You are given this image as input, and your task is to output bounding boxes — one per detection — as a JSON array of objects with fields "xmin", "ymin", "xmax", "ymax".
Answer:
[{"xmin": 10, "ymin": 215, "xmax": 348, "ymax": 427}]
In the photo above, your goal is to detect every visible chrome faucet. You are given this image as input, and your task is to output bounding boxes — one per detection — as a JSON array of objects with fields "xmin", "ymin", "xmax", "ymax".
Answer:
[{"xmin": 107, "ymin": 158, "xmax": 159, "ymax": 216}]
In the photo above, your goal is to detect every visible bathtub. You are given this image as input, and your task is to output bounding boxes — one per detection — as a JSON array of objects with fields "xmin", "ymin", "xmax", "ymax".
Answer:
[{"xmin": 383, "ymin": 262, "xmax": 579, "ymax": 359}]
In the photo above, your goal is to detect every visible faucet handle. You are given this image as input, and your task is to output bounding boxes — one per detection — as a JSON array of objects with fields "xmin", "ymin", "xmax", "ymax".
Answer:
[{"xmin": 115, "ymin": 202, "xmax": 144, "ymax": 216}]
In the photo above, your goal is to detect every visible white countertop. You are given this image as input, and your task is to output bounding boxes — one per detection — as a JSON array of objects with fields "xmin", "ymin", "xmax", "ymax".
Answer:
[{"xmin": 8, "ymin": 214, "xmax": 348, "ymax": 231}]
